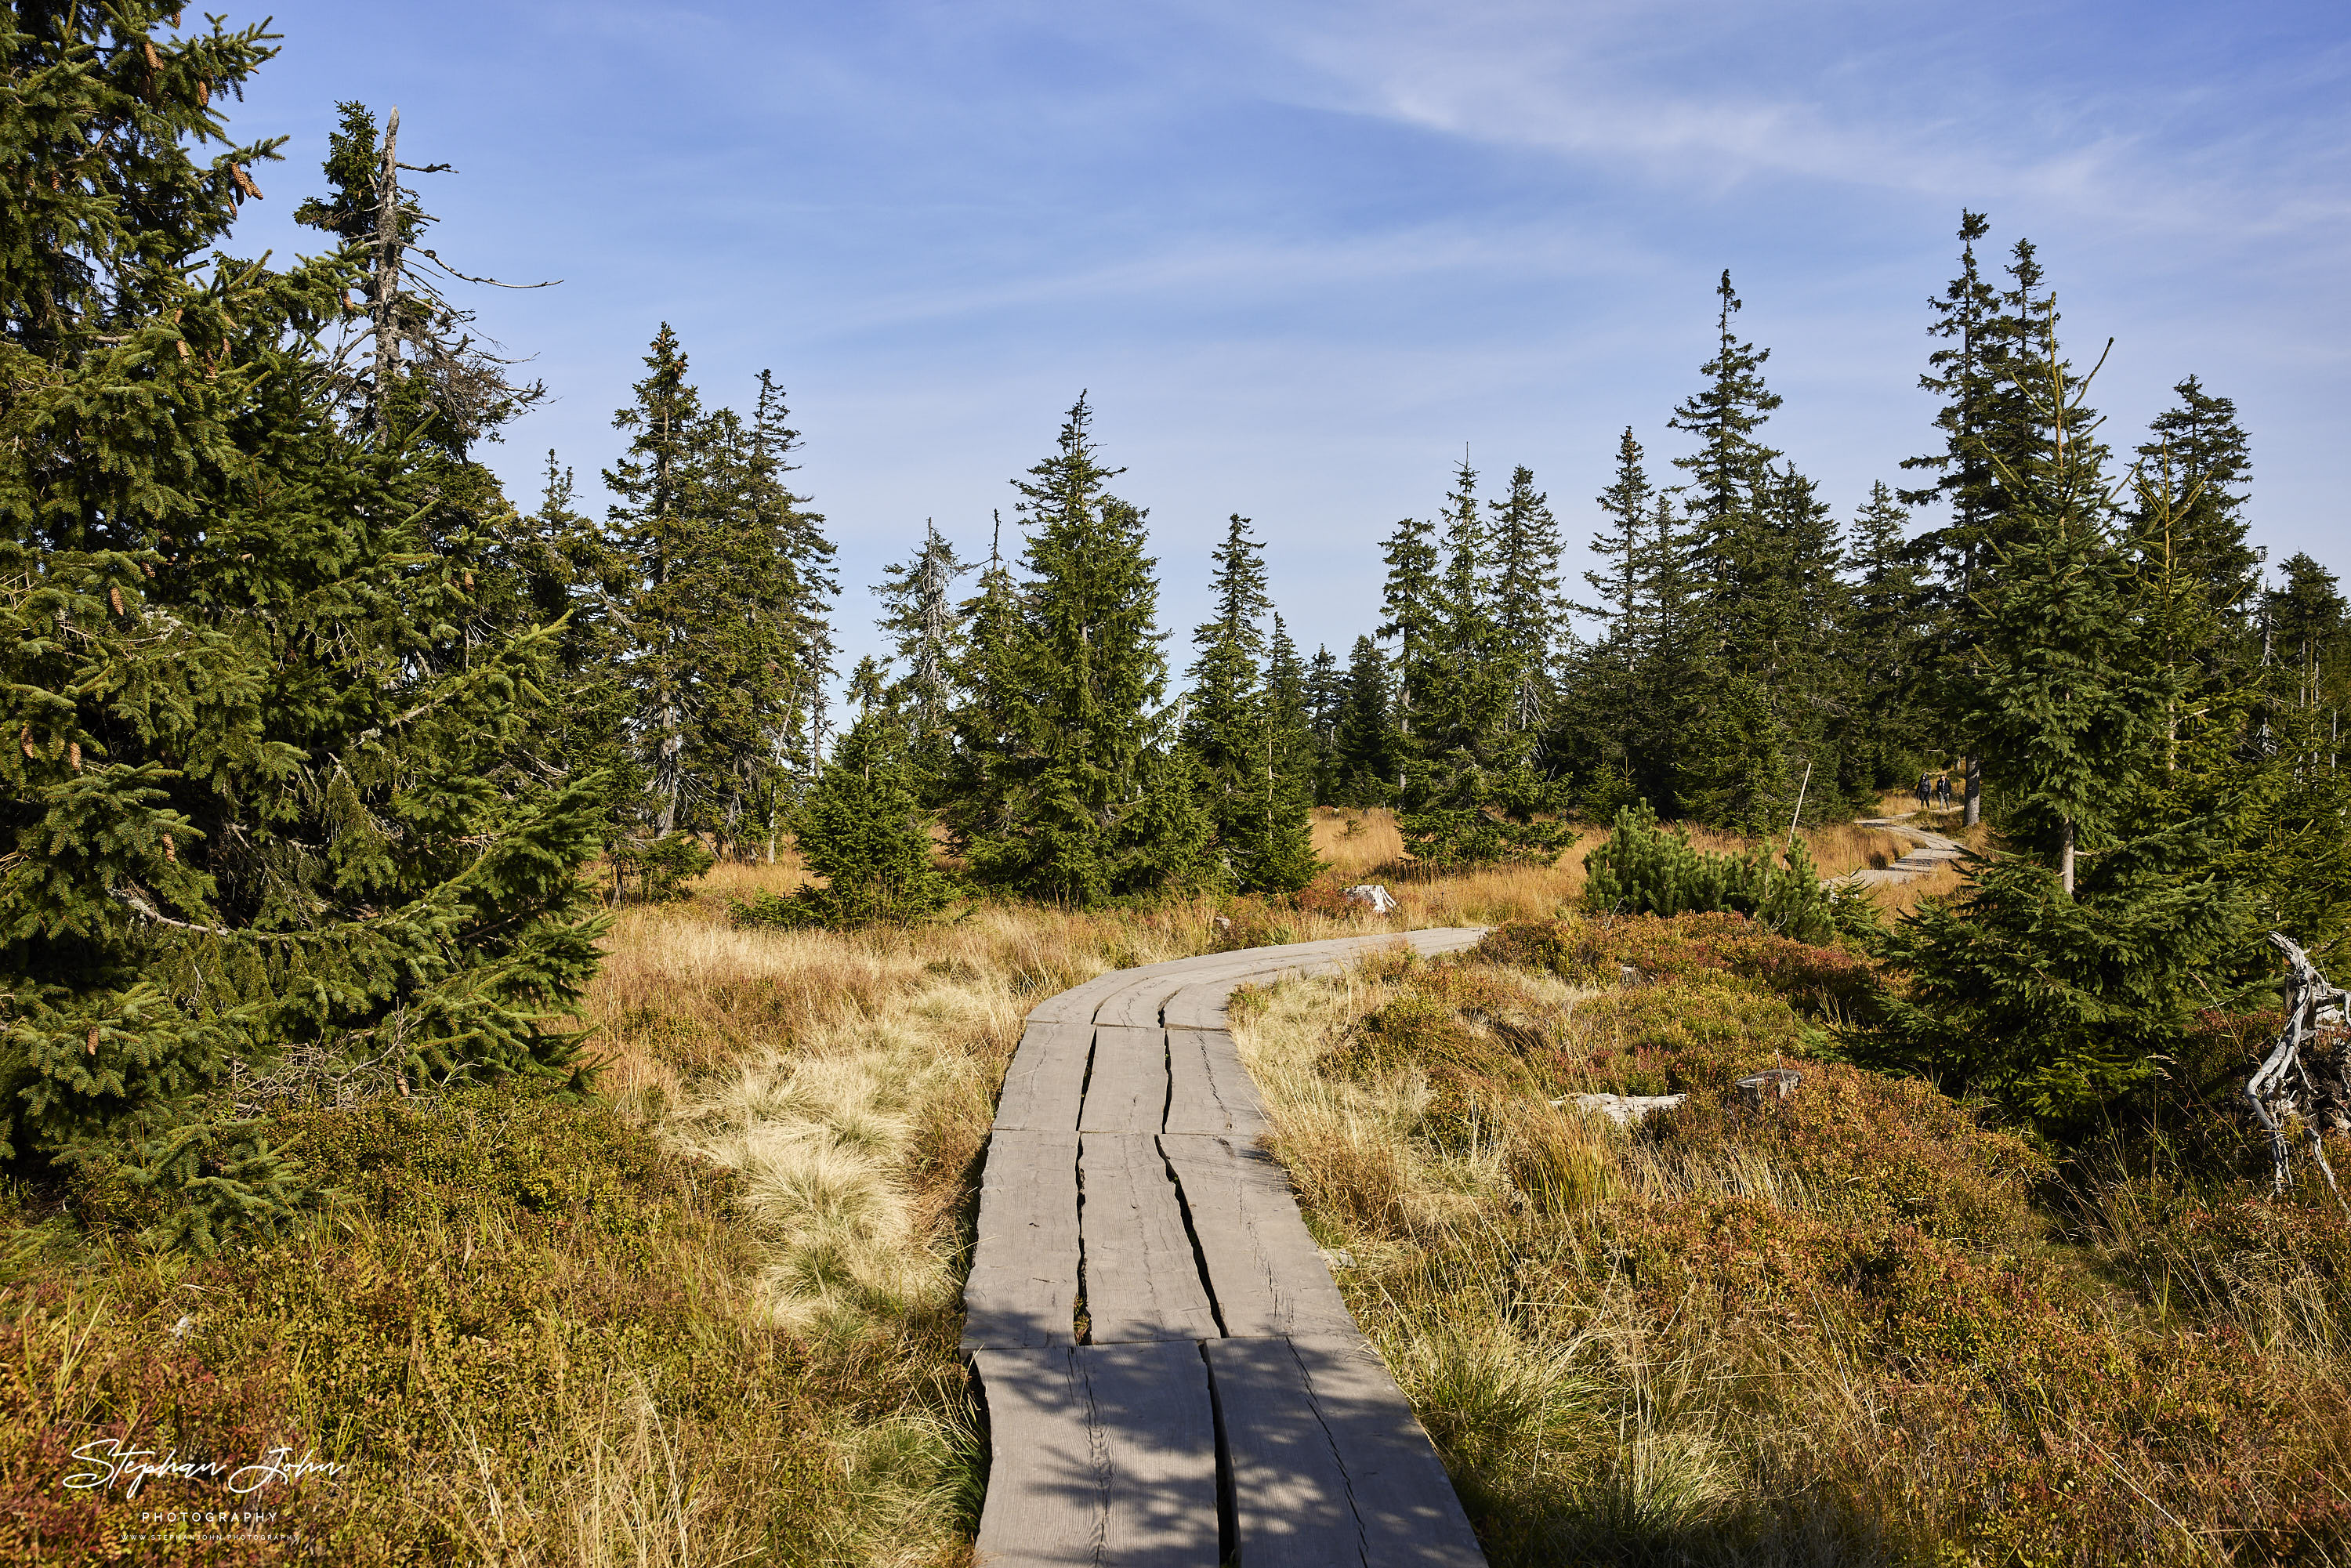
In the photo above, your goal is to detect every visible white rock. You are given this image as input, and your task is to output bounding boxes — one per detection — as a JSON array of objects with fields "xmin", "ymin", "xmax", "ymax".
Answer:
[
  {"xmin": 1556, "ymin": 1092, "xmax": 1688, "ymax": 1127},
  {"xmin": 1342, "ymin": 883, "xmax": 1400, "ymax": 914}
]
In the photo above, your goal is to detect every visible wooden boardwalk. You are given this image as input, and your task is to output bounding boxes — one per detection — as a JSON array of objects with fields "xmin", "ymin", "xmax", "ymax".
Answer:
[{"xmin": 965, "ymin": 930, "xmax": 1491, "ymax": 1568}]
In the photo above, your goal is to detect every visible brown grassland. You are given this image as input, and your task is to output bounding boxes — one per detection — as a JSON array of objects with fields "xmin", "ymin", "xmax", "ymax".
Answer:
[{"xmin": 4, "ymin": 807, "xmax": 2340, "ymax": 1565}]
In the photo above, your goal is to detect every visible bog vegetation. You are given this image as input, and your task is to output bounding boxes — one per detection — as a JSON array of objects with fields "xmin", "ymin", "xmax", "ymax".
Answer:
[{"xmin": 2, "ymin": 2, "xmax": 2348, "ymax": 1563}]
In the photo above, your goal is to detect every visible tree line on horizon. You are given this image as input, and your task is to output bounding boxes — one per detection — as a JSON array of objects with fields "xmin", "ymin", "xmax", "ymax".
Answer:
[{"xmin": 5, "ymin": 2, "xmax": 2349, "ymax": 1241}]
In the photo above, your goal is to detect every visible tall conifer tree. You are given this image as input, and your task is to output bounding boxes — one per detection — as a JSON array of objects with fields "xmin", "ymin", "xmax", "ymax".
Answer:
[
  {"xmin": 962, "ymin": 398, "xmax": 1179, "ymax": 904},
  {"xmin": 1, "ymin": 5, "xmax": 603, "ymax": 1244}
]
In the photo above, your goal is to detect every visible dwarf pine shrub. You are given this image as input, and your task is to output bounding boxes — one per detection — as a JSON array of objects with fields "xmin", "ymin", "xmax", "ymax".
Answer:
[{"xmin": 1580, "ymin": 802, "xmax": 1858, "ymax": 943}]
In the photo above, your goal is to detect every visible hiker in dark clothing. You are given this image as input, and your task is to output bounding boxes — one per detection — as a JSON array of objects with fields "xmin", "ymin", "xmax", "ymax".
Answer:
[
  {"xmin": 1916, "ymin": 773, "xmax": 1932, "ymax": 810},
  {"xmin": 1936, "ymin": 773, "xmax": 1951, "ymax": 808}
]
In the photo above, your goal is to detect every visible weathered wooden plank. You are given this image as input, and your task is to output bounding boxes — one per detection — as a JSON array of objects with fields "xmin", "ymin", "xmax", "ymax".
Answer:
[
  {"xmin": 1159, "ymin": 940, "xmax": 1389, "ymax": 1032},
  {"xmin": 1163, "ymin": 1027, "xmax": 1269, "ymax": 1138},
  {"xmin": 964, "ymin": 1130, "xmax": 1082, "ymax": 1351},
  {"xmin": 1290, "ymin": 1335, "xmax": 1484, "ymax": 1566},
  {"xmin": 1093, "ymin": 950, "xmax": 1288, "ymax": 1028},
  {"xmin": 1202, "ymin": 1337, "xmax": 1362, "ymax": 1566},
  {"xmin": 1078, "ymin": 1023, "xmax": 1169, "ymax": 1134},
  {"xmin": 1027, "ymin": 959, "xmax": 1184, "ymax": 1026},
  {"xmin": 1078, "ymin": 1134, "xmax": 1220, "ymax": 1343},
  {"xmin": 995, "ymin": 1020, "xmax": 1097, "ymax": 1133},
  {"xmin": 971, "ymin": 1345, "xmax": 1103, "ymax": 1566},
  {"xmin": 1160, "ymin": 1134, "xmax": 1361, "ymax": 1345},
  {"xmin": 1081, "ymin": 1340, "xmax": 1223, "ymax": 1566}
]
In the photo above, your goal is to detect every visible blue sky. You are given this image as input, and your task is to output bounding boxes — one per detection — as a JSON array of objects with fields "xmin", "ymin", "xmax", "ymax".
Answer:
[{"xmin": 219, "ymin": 0, "xmax": 2351, "ymax": 683}]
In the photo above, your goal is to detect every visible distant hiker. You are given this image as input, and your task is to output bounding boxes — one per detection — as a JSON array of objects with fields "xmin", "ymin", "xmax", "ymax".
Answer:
[
  {"xmin": 1936, "ymin": 774, "xmax": 1952, "ymax": 808},
  {"xmin": 1916, "ymin": 773, "xmax": 1932, "ymax": 809}
]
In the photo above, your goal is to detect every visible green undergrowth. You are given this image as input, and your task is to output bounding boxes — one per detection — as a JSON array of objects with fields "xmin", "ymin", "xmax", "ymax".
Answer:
[
  {"xmin": 1259, "ymin": 913, "xmax": 2351, "ymax": 1566},
  {"xmin": 1, "ymin": 1081, "xmax": 980, "ymax": 1565}
]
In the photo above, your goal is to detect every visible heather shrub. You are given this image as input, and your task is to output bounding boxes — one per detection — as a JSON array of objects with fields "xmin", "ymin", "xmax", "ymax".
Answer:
[{"xmin": 1478, "ymin": 911, "xmax": 1878, "ymax": 1016}]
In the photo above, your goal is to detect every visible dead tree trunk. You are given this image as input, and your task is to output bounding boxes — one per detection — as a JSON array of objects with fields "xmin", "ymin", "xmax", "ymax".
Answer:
[{"xmin": 2249, "ymin": 931, "xmax": 2351, "ymax": 1211}]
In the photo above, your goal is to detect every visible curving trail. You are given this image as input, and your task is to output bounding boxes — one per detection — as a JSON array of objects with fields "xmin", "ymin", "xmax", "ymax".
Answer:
[
  {"xmin": 1835, "ymin": 816, "xmax": 1968, "ymax": 889},
  {"xmin": 963, "ymin": 929, "xmax": 1491, "ymax": 1567}
]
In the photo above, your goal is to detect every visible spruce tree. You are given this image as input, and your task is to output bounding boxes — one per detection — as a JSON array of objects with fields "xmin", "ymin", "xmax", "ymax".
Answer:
[
  {"xmin": 1329, "ymin": 635, "xmax": 1397, "ymax": 807},
  {"xmin": 1487, "ymin": 464, "xmax": 1567, "ymax": 737},
  {"xmin": 1376, "ymin": 509, "xmax": 1441, "ymax": 764},
  {"xmin": 1662, "ymin": 271, "xmax": 1835, "ymax": 829},
  {"xmin": 1, "ymin": 6, "xmax": 603, "ymax": 1245},
  {"xmin": 875, "ymin": 520, "xmax": 970, "ymax": 799},
  {"xmin": 603, "ymin": 325, "xmax": 704, "ymax": 837},
  {"xmin": 1399, "ymin": 462, "xmax": 1561, "ymax": 865},
  {"xmin": 1303, "ymin": 642, "xmax": 1343, "ymax": 800},
  {"xmin": 1845, "ymin": 480, "xmax": 1929, "ymax": 789},
  {"xmin": 944, "ymin": 513, "xmax": 1023, "ymax": 855},
  {"xmin": 1185, "ymin": 512, "xmax": 1271, "ymax": 856},
  {"xmin": 603, "ymin": 342, "xmax": 832, "ymax": 860},
  {"xmin": 782, "ymin": 699, "xmax": 952, "ymax": 927},
  {"xmin": 1865, "ymin": 341, "xmax": 2238, "ymax": 1123},
  {"xmin": 1248, "ymin": 616, "xmax": 1323, "ymax": 892},
  {"xmin": 963, "ymin": 397, "xmax": 1175, "ymax": 904}
]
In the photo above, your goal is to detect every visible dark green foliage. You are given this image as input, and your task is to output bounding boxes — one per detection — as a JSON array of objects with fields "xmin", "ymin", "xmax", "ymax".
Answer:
[
  {"xmin": 1580, "ymin": 803, "xmax": 1849, "ymax": 943},
  {"xmin": 1485, "ymin": 464, "xmax": 1567, "ymax": 737},
  {"xmin": 0, "ymin": 8, "xmax": 605, "ymax": 1248},
  {"xmin": 1182, "ymin": 516, "xmax": 1317, "ymax": 893},
  {"xmin": 605, "ymin": 339, "xmax": 835, "ymax": 858},
  {"xmin": 1246, "ymin": 617, "xmax": 1323, "ymax": 893},
  {"xmin": 1328, "ymin": 633, "xmax": 1397, "ymax": 806},
  {"xmin": 768, "ymin": 709, "xmax": 952, "ymax": 927},
  {"xmin": 1842, "ymin": 480, "xmax": 1930, "ymax": 789},
  {"xmin": 1397, "ymin": 462, "xmax": 1565, "ymax": 867},
  {"xmin": 955, "ymin": 397, "xmax": 1194, "ymax": 905},
  {"xmin": 1862, "ymin": 840, "xmax": 2244, "ymax": 1123},
  {"xmin": 875, "ymin": 520, "xmax": 970, "ymax": 799},
  {"xmin": 1871, "ymin": 342, "xmax": 2248, "ymax": 1124},
  {"xmin": 607, "ymin": 832, "xmax": 714, "ymax": 904}
]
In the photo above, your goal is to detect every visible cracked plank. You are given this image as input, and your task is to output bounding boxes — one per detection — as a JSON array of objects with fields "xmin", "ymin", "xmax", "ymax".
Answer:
[
  {"xmin": 1078, "ymin": 1023, "xmax": 1170, "ymax": 1134},
  {"xmin": 972, "ymin": 1346, "xmax": 1103, "ymax": 1566},
  {"xmin": 1164, "ymin": 1027, "xmax": 1268, "ymax": 1138},
  {"xmin": 1204, "ymin": 1337, "xmax": 1364, "ymax": 1566},
  {"xmin": 1291, "ymin": 1336, "xmax": 1484, "ymax": 1565},
  {"xmin": 996, "ymin": 1019, "xmax": 1097, "ymax": 1132},
  {"xmin": 1083, "ymin": 1341, "xmax": 1223, "ymax": 1566},
  {"xmin": 1160, "ymin": 1134, "xmax": 1361, "ymax": 1345},
  {"xmin": 1078, "ymin": 1134, "xmax": 1220, "ymax": 1343},
  {"xmin": 964, "ymin": 1130, "xmax": 1082, "ymax": 1351}
]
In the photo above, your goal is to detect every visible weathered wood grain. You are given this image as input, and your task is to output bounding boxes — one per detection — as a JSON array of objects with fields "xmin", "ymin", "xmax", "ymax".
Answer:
[
  {"xmin": 1291, "ymin": 1335, "xmax": 1485, "ymax": 1565},
  {"xmin": 963, "ymin": 1129, "xmax": 1082, "ymax": 1351},
  {"xmin": 975, "ymin": 929, "xmax": 1494, "ymax": 1567},
  {"xmin": 1078, "ymin": 1023, "xmax": 1169, "ymax": 1134},
  {"xmin": 1078, "ymin": 1134, "xmax": 1220, "ymax": 1343},
  {"xmin": 1081, "ymin": 1340, "xmax": 1223, "ymax": 1566},
  {"xmin": 1160, "ymin": 1133, "xmax": 1361, "ymax": 1345},
  {"xmin": 994, "ymin": 1019, "xmax": 1098, "ymax": 1133},
  {"xmin": 971, "ymin": 1345, "xmax": 1104, "ymax": 1566},
  {"xmin": 1202, "ymin": 1337, "xmax": 1363, "ymax": 1566},
  {"xmin": 1163, "ymin": 1027, "xmax": 1269, "ymax": 1138}
]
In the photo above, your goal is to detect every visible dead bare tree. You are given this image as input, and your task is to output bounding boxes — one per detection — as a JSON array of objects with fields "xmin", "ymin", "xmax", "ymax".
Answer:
[
  {"xmin": 298, "ymin": 103, "xmax": 559, "ymax": 444},
  {"xmin": 2248, "ymin": 931, "xmax": 2351, "ymax": 1211}
]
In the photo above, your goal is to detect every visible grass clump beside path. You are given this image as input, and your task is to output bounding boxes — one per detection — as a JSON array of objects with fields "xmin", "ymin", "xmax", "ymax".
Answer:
[{"xmin": 1235, "ymin": 911, "xmax": 2351, "ymax": 1567}]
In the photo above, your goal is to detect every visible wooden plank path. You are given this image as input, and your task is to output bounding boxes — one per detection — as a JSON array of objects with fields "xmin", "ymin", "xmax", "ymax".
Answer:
[{"xmin": 965, "ymin": 929, "xmax": 1491, "ymax": 1567}]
